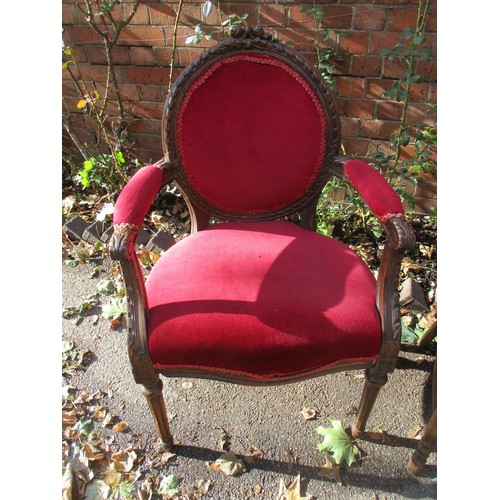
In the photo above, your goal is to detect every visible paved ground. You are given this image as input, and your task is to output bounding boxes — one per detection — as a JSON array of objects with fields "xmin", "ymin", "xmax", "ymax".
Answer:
[{"xmin": 62, "ymin": 255, "xmax": 437, "ymax": 499}]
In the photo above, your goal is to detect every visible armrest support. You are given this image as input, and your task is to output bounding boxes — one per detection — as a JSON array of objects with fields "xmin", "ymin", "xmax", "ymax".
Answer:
[
  {"xmin": 109, "ymin": 165, "xmax": 164, "ymax": 262},
  {"xmin": 332, "ymin": 157, "xmax": 416, "ymax": 377},
  {"xmin": 338, "ymin": 157, "xmax": 405, "ymax": 223}
]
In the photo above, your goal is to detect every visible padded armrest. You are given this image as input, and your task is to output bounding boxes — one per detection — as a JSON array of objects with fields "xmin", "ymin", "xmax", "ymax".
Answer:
[
  {"xmin": 344, "ymin": 159, "xmax": 404, "ymax": 223},
  {"xmin": 113, "ymin": 165, "xmax": 164, "ymax": 228}
]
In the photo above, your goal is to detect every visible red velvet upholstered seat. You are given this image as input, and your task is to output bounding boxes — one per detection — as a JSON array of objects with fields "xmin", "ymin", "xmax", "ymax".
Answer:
[{"xmin": 146, "ymin": 221, "xmax": 381, "ymax": 380}]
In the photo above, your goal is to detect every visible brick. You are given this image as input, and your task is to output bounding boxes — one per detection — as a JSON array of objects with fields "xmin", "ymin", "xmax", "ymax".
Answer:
[
  {"xmin": 382, "ymin": 58, "xmax": 407, "ymax": 79},
  {"xmin": 375, "ymin": 100, "xmax": 404, "ymax": 121},
  {"xmin": 414, "ymin": 180, "xmax": 437, "ymax": 199},
  {"xmin": 121, "ymin": 2, "xmax": 150, "ymax": 25},
  {"xmin": 387, "ymin": 8, "xmax": 418, "ymax": 32},
  {"xmin": 130, "ymin": 46, "xmax": 156, "ymax": 66},
  {"xmin": 273, "ymin": 29, "xmax": 315, "ymax": 51},
  {"xmin": 359, "ymin": 119, "xmax": 399, "ymax": 140},
  {"xmin": 353, "ymin": 6, "xmax": 387, "ymax": 30},
  {"xmin": 259, "ymin": 4, "xmax": 286, "ymax": 26},
  {"xmin": 320, "ymin": 6, "xmax": 353, "ymax": 29},
  {"xmin": 414, "ymin": 196, "xmax": 436, "ymax": 215},
  {"xmin": 366, "ymin": 78, "xmax": 394, "ymax": 99},
  {"xmin": 346, "ymin": 99, "xmax": 375, "ymax": 119},
  {"xmin": 82, "ymin": 220, "xmax": 109, "ymax": 244},
  {"xmin": 408, "ymin": 82, "xmax": 429, "ymax": 103},
  {"xmin": 63, "ymin": 216, "xmax": 89, "ymax": 242},
  {"xmin": 338, "ymin": 31, "xmax": 369, "ymax": 54},
  {"xmin": 416, "ymin": 59, "xmax": 437, "ymax": 80},
  {"xmin": 100, "ymin": 226, "xmax": 115, "ymax": 243},
  {"xmin": 406, "ymin": 103, "xmax": 436, "ymax": 125},
  {"xmin": 351, "ymin": 55, "xmax": 383, "ymax": 77},
  {"xmin": 399, "ymin": 278, "xmax": 429, "ymax": 312},
  {"xmin": 428, "ymin": 82, "xmax": 437, "ymax": 104},
  {"xmin": 342, "ymin": 137, "xmax": 370, "ymax": 156},
  {"xmin": 137, "ymin": 229, "xmax": 152, "ymax": 247},
  {"xmin": 78, "ymin": 64, "xmax": 111, "ymax": 82},
  {"xmin": 146, "ymin": 231, "xmax": 176, "ymax": 253},
  {"xmin": 62, "ymin": 4, "xmax": 78, "ymax": 25},
  {"xmin": 116, "ymin": 26, "xmax": 166, "ymax": 46},
  {"xmin": 132, "ymin": 101, "xmax": 164, "ymax": 120},
  {"xmin": 118, "ymin": 83, "xmax": 141, "ymax": 102},
  {"xmin": 137, "ymin": 84, "xmax": 164, "ymax": 102},
  {"xmin": 132, "ymin": 134, "xmax": 163, "ymax": 155},
  {"xmin": 154, "ymin": 47, "xmax": 176, "ymax": 67},
  {"xmin": 177, "ymin": 47, "xmax": 206, "ymax": 67},
  {"xmin": 370, "ymin": 31, "xmax": 406, "ymax": 55},
  {"xmin": 86, "ymin": 46, "xmax": 130, "ymax": 65},
  {"xmin": 122, "ymin": 66, "xmax": 170, "ymax": 84},
  {"xmin": 335, "ymin": 76, "xmax": 366, "ymax": 98},
  {"xmin": 288, "ymin": 6, "xmax": 317, "ymax": 29},
  {"xmin": 340, "ymin": 116, "xmax": 359, "ymax": 136},
  {"xmin": 70, "ymin": 26, "xmax": 102, "ymax": 44}
]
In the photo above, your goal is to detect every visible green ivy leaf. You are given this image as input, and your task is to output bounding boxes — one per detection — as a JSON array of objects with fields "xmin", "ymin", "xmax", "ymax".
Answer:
[
  {"xmin": 157, "ymin": 474, "xmax": 180, "ymax": 495},
  {"xmin": 102, "ymin": 296, "xmax": 127, "ymax": 320},
  {"xmin": 316, "ymin": 420, "xmax": 360, "ymax": 467},
  {"xmin": 202, "ymin": 0, "xmax": 213, "ymax": 18}
]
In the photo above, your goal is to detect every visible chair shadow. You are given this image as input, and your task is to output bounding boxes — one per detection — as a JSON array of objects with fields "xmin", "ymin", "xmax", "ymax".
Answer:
[{"xmin": 174, "ymin": 435, "xmax": 437, "ymax": 495}]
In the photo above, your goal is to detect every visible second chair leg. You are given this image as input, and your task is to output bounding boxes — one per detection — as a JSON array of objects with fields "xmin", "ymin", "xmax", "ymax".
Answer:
[
  {"xmin": 352, "ymin": 368, "xmax": 388, "ymax": 439},
  {"xmin": 140, "ymin": 378, "xmax": 174, "ymax": 450}
]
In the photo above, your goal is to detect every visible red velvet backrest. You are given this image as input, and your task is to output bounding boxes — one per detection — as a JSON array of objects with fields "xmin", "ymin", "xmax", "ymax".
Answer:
[{"xmin": 164, "ymin": 30, "xmax": 340, "ymax": 219}]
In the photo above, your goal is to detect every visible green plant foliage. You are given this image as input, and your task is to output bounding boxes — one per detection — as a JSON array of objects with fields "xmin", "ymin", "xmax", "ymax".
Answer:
[
  {"xmin": 102, "ymin": 296, "xmax": 127, "ymax": 320},
  {"xmin": 316, "ymin": 420, "xmax": 360, "ymax": 467}
]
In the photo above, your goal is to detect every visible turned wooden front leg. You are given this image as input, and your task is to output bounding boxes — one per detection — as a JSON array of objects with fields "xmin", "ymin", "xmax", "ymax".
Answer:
[
  {"xmin": 140, "ymin": 379, "xmax": 174, "ymax": 450},
  {"xmin": 352, "ymin": 368, "xmax": 388, "ymax": 439}
]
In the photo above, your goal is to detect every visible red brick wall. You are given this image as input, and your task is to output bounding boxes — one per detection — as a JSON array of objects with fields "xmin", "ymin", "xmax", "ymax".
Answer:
[{"xmin": 62, "ymin": 0, "xmax": 437, "ymax": 213}]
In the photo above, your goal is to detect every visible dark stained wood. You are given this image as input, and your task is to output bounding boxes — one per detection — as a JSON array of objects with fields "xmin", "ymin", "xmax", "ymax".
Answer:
[{"xmin": 407, "ymin": 409, "xmax": 437, "ymax": 475}]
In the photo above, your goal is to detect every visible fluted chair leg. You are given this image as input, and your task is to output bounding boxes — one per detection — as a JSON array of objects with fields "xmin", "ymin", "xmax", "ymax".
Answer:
[
  {"xmin": 140, "ymin": 378, "xmax": 174, "ymax": 450},
  {"xmin": 352, "ymin": 368, "xmax": 388, "ymax": 439}
]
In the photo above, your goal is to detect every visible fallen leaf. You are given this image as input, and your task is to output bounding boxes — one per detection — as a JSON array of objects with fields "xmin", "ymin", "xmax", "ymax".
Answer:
[
  {"xmin": 243, "ymin": 446, "xmax": 264, "ymax": 464},
  {"xmin": 81, "ymin": 479, "xmax": 111, "ymax": 499},
  {"xmin": 62, "ymin": 411, "xmax": 77, "ymax": 427},
  {"xmin": 62, "ymin": 463, "xmax": 73, "ymax": 500},
  {"xmin": 157, "ymin": 473, "xmax": 179, "ymax": 495},
  {"xmin": 285, "ymin": 449, "xmax": 296, "ymax": 472},
  {"xmin": 84, "ymin": 443, "xmax": 105, "ymax": 461},
  {"xmin": 74, "ymin": 391, "xmax": 93, "ymax": 405},
  {"xmin": 408, "ymin": 424, "xmax": 424, "ymax": 439},
  {"xmin": 300, "ymin": 407, "xmax": 317, "ymax": 421},
  {"xmin": 316, "ymin": 420, "xmax": 360, "ymax": 467},
  {"xmin": 161, "ymin": 451, "xmax": 177, "ymax": 464},
  {"xmin": 254, "ymin": 484, "xmax": 262, "ymax": 494},
  {"xmin": 318, "ymin": 455, "xmax": 342, "ymax": 484},
  {"xmin": 208, "ymin": 451, "xmax": 246, "ymax": 476},
  {"xmin": 111, "ymin": 449, "xmax": 137, "ymax": 472},
  {"xmin": 344, "ymin": 404, "xmax": 357, "ymax": 417},
  {"xmin": 366, "ymin": 430, "xmax": 397, "ymax": 446},
  {"xmin": 277, "ymin": 474, "xmax": 313, "ymax": 500},
  {"xmin": 112, "ymin": 421, "xmax": 129, "ymax": 433}
]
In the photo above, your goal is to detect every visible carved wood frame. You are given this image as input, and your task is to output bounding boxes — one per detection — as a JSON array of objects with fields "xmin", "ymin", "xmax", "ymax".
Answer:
[{"xmin": 109, "ymin": 26, "xmax": 415, "ymax": 436}]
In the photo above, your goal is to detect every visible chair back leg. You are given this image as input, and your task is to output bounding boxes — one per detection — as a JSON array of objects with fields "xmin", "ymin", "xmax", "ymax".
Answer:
[
  {"xmin": 407, "ymin": 409, "xmax": 437, "ymax": 475},
  {"xmin": 140, "ymin": 378, "xmax": 174, "ymax": 450}
]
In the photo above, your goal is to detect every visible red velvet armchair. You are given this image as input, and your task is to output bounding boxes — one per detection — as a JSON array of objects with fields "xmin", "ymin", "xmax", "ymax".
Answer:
[{"xmin": 109, "ymin": 26, "xmax": 415, "ymax": 450}]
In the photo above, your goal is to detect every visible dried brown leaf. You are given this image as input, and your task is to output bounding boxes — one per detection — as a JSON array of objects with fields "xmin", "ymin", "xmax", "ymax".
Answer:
[
  {"xmin": 207, "ymin": 451, "xmax": 246, "ymax": 476},
  {"xmin": 277, "ymin": 474, "xmax": 313, "ymax": 500},
  {"xmin": 300, "ymin": 407, "xmax": 317, "ymax": 421},
  {"xmin": 112, "ymin": 421, "xmax": 129, "ymax": 433},
  {"xmin": 318, "ymin": 455, "xmax": 342, "ymax": 484},
  {"xmin": 111, "ymin": 449, "xmax": 137, "ymax": 472}
]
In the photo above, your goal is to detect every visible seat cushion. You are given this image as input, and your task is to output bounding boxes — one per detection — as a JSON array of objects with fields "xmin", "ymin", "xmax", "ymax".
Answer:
[{"xmin": 146, "ymin": 221, "xmax": 381, "ymax": 380}]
